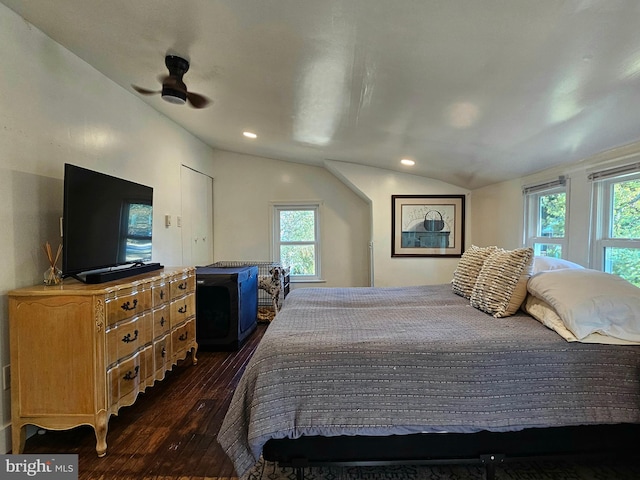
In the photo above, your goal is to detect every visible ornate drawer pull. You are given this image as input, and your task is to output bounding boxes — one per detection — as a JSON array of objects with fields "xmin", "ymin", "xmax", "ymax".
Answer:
[
  {"xmin": 121, "ymin": 299, "xmax": 138, "ymax": 311},
  {"xmin": 178, "ymin": 332, "xmax": 189, "ymax": 342},
  {"xmin": 178, "ymin": 305, "xmax": 188, "ymax": 314},
  {"xmin": 161, "ymin": 347, "xmax": 166, "ymax": 358},
  {"xmin": 123, "ymin": 366, "xmax": 139, "ymax": 381},
  {"xmin": 160, "ymin": 289, "xmax": 165, "ymax": 300},
  {"xmin": 178, "ymin": 282, "xmax": 187, "ymax": 290},
  {"xmin": 122, "ymin": 330, "xmax": 139, "ymax": 343},
  {"xmin": 160, "ymin": 316, "xmax": 166, "ymax": 327}
]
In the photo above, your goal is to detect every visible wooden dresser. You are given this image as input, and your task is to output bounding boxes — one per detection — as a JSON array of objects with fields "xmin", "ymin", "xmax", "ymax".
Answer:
[{"xmin": 8, "ymin": 266, "xmax": 198, "ymax": 457}]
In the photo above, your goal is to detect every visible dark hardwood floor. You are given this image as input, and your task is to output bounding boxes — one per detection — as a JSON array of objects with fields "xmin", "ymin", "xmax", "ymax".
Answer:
[{"xmin": 20, "ymin": 323, "xmax": 268, "ymax": 480}]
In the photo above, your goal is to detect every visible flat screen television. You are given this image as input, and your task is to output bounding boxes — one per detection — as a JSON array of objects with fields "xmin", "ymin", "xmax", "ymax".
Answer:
[{"xmin": 62, "ymin": 163, "xmax": 162, "ymax": 283}]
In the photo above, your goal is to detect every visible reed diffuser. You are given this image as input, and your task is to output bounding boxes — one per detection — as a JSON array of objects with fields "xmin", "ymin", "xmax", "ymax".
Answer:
[{"xmin": 43, "ymin": 241, "xmax": 63, "ymax": 286}]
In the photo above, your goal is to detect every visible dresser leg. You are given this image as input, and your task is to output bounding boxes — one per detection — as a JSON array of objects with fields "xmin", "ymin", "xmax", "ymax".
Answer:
[
  {"xmin": 191, "ymin": 344, "xmax": 199, "ymax": 365},
  {"xmin": 94, "ymin": 412, "xmax": 109, "ymax": 457},
  {"xmin": 11, "ymin": 422, "xmax": 26, "ymax": 454}
]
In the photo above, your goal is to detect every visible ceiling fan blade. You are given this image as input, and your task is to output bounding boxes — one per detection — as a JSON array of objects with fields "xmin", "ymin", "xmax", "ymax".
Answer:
[
  {"xmin": 132, "ymin": 85, "xmax": 161, "ymax": 95},
  {"xmin": 186, "ymin": 91, "xmax": 211, "ymax": 109}
]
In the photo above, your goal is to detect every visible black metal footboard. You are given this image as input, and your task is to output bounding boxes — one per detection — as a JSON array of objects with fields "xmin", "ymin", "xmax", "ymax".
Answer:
[{"xmin": 263, "ymin": 424, "xmax": 640, "ymax": 480}]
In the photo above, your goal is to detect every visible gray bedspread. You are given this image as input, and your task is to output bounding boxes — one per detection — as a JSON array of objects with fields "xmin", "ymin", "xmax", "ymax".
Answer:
[{"xmin": 217, "ymin": 284, "xmax": 640, "ymax": 476}]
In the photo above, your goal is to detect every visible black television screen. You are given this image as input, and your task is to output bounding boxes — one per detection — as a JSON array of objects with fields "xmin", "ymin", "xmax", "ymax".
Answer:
[{"xmin": 63, "ymin": 164, "xmax": 161, "ymax": 283}]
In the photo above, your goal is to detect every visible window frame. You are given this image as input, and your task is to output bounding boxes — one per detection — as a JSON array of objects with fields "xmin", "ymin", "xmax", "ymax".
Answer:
[
  {"xmin": 523, "ymin": 178, "xmax": 569, "ymax": 259},
  {"xmin": 271, "ymin": 202, "xmax": 322, "ymax": 282},
  {"xmin": 590, "ymin": 170, "xmax": 640, "ymax": 274}
]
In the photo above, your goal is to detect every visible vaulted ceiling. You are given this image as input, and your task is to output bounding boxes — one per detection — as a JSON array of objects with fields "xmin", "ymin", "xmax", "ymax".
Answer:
[{"xmin": 3, "ymin": 0, "xmax": 640, "ymax": 189}]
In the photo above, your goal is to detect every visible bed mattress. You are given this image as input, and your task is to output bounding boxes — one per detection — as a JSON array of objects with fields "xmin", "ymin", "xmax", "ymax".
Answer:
[{"xmin": 217, "ymin": 284, "xmax": 640, "ymax": 476}]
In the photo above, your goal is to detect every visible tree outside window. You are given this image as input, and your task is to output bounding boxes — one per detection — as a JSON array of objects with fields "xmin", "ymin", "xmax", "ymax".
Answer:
[
  {"xmin": 524, "ymin": 181, "xmax": 567, "ymax": 259},
  {"xmin": 273, "ymin": 204, "xmax": 321, "ymax": 281},
  {"xmin": 537, "ymin": 192, "xmax": 566, "ymax": 258},
  {"xmin": 603, "ymin": 178, "xmax": 640, "ymax": 286}
]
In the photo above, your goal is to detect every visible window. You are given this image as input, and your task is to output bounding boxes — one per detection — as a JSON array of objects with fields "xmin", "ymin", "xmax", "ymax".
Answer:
[
  {"xmin": 590, "ymin": 165, "xmax": 640, "ymax": 287},
  {"xmin": 122, "ymin": 201, "xmax": 152, "ymax": 263},
  {"xmin": 272, "ymin": 203, "xmax": 321, "ymax": 281},
  {"xmin": 523, "ymin": 177, "xmax": 568, "ymax": 258}
]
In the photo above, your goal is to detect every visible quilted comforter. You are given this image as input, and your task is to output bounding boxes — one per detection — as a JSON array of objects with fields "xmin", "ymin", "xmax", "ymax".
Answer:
[{"xmin": 217, "ymin": 284, "xmax": 640, "ymax": 476}]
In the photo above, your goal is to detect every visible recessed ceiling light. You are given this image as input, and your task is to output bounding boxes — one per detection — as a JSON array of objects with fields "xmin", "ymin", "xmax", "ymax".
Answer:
[
  {"xmin": 243, "ymin": 131, "xmax": 257, "ymax": 139},
  {"xmin": 400, "ymin": 158, "xmax": 415, "ymax": 166}
]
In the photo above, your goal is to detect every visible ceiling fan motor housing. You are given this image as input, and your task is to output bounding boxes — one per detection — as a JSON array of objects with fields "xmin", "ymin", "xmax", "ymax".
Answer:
[
  {"xmin": 162, "ymin": 55, "xmax": 190, "ymax": 104},
  {"xmin": 165, "ymin": 55, "xmax": 189, "ymax": 75},
  {"xmin": 162, "ymin": 86, "xmax": 187, "ymax": 104}
]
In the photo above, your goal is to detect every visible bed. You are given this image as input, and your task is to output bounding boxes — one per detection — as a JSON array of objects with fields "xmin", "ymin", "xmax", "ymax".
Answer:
[{"xmin": 217, "ymin": 248, "xmax": 640, "ymax": 479}]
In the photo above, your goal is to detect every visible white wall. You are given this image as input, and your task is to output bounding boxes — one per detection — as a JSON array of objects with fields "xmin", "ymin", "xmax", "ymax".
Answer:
[
  {"xmin": 469, "ymin": 180, "xmax": 524, "ymax": 250},
  {"xmin": 471, "ymin": 141, "xmax": 640, "ymax": 267},
  {"xmin": 0, "ymin": 4, "xmax": 216, "ymax": 453},
  {"xmin": 209, "ymin": 151, "xmax": 371, "ymax": 288},
  {"xmin": 325, "ymin": 161, "xmax": 470, "ymax": 287},
  {"xmin": 209, "ymin": 152, "xmax": 475, "ymax": 289}
]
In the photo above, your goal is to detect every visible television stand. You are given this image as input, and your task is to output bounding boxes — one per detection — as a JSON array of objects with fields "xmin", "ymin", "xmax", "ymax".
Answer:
[{"xmin": 76, "ymin": 263, "xmax": 163, "ymax": 284}]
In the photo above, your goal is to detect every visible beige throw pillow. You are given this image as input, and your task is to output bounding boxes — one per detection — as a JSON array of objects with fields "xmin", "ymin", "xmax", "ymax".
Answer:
[
  {"xmin": 452, "ymin": 245, "xmax": 500, "ymax": 299},
  {"xmin": 470, "ymin": 247, "xmax": 534, "ymax": 317}
]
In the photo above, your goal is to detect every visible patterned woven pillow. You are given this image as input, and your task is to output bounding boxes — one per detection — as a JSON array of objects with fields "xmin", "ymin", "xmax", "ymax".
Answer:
[
  {"xmin": 451, "ymin": 245, "xmax": 500, "ymax": 299},
  {"xmin": 470, "ymin": 247, "xmax": 534, "ymax": 317}
]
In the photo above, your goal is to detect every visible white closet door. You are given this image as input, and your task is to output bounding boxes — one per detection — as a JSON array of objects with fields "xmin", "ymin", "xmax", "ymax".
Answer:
[{"xmin": 181, "ymin": 165, "xmax": 213, "ymax": 266}]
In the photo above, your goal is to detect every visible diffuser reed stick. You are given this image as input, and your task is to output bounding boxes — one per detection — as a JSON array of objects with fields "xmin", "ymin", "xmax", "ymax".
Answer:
[{"xmin": 43, "ymin": 241, "xmax": 62, "ymax": 285}]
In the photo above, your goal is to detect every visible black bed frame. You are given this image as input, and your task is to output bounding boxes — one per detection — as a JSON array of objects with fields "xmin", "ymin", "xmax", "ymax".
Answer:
[{"xmin": 263, "ymin": 423, "xmax": 640, "ymax": 480}]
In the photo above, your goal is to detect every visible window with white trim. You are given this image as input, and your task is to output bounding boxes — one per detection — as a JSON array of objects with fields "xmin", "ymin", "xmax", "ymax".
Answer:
[
  {"xmin": 590, "ymin": 164, "xmax": 640, "ymax": 287},
  {"xmin": 272, "ymin": 203, "xmax": 321, "ymax": 281},
  {"xmin": 523, "ymin": 176, "xmax": 568, "ymax": 259}
]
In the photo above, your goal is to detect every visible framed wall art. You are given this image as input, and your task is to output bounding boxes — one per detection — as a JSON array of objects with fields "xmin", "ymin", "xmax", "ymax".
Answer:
[{"xmin": 391, "ymin": 194, "xmax": 465, "ymax": 257}]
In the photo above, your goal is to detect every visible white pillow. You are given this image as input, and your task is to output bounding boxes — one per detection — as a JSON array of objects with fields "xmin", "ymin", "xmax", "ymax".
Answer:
[
  {"xmin": 527, "ymin": 269, "xmax": 640, "ymax": 342},
  {"xmin": 531, "ymin": 256, "xmax": 584, "ymax": 274},
  {"xmin": 523, "ymin": 295, "xmax": 640, "ymax": 345},
  {"xmin": 524, "ymin": 295, "xmax": 580, "ymax": 341}
]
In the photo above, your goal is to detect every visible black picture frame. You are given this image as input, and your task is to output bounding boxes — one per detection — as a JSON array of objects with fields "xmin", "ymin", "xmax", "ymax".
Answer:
[{"xmin": 391, "ymin": 194, "xmax": 465, "ymax": 257}]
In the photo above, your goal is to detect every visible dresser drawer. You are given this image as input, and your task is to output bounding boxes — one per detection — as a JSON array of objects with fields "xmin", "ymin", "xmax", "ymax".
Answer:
[
  {"xmin": 152, "ymin": 304, "xmax": 171, "ymax": 339},
  {"xmin": 153, "ymin": 333, "xmax": 172, "ymax": 380},
  {"xmin": 152, "ymin": 278, "xmax": 170, "ymax": 307},
  {"xmin": 106, "ymin": 312, "xmax": 152, "ymax": 367},
  {"xmin": 170, "ymin": 274, "xmax": 195, "ymax": 302},
  {"xmin": 170, "ymin": 294, "xmax": 195, "ymax": 328},
  {"xmin": 172, "ymin": 318, "xmax": 196, "ymax": 359},
  {"xmin": 106, "ymin": 287, "xmax": 152, "ymax": 325},
  {"xmin": 108, "ymin": 346, "xmax": 151, "ymax": 408}
]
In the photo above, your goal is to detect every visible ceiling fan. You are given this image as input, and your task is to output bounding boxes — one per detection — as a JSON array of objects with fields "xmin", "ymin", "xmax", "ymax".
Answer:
[{"xmin": 132, "ymin": 55, "xmax": 211, "ymax": 109}]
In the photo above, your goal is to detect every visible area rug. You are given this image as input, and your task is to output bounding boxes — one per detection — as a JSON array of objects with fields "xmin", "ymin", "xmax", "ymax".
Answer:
[{"xmin": 241, "ymin": 457, "xmax": 640, "ymax": 480}]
